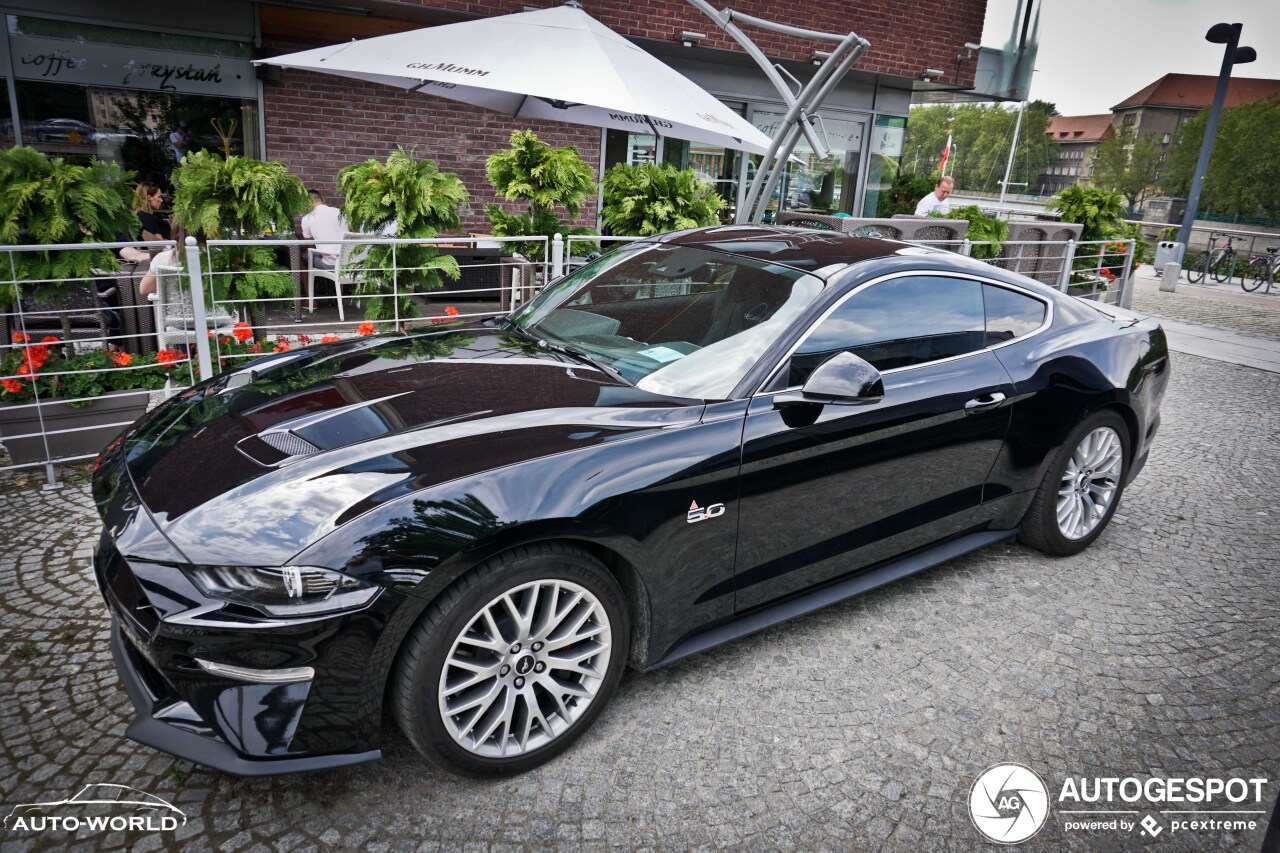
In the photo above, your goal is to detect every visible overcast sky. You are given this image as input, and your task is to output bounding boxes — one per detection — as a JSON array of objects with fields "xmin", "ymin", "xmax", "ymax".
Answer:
[{"xmin": 1024, "ymin": 0, "xmax": 1280, "ymax": 116}]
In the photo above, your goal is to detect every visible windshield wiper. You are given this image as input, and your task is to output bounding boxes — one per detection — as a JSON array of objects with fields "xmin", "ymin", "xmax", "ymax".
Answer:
[{"xmin": 501, "ymin": 318, "xmax": 631, "ymax": 385}]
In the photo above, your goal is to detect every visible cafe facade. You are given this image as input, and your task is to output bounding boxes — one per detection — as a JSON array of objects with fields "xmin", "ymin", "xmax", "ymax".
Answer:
[{"xmin": 1, "ymin": 0, "xmax": 1036, "ymax": 229}]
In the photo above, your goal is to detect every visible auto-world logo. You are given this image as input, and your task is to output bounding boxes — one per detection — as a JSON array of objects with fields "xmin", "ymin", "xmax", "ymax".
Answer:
[
  {"xmin": 969, "ymin": 763, "xmax": 1050, "ymax": 844},
  {"xmin": 4, "ymin": 784, "xmax": 186, "ymax": 835}
]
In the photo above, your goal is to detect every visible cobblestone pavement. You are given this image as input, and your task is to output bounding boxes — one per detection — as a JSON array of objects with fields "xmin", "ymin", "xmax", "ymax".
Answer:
[
  {"xmin": 1131, "ymin": 276, "xmax": 1280, "ymax": 339},
  {"xmin": 1, "ymin": 354, "xmax": 1278, "ymax": 852}
]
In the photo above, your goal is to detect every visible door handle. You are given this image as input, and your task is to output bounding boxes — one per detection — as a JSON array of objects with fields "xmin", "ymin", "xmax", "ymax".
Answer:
[{"xmin": 964, "ymin": 391, "xmax": 1007, "ymax": 412}]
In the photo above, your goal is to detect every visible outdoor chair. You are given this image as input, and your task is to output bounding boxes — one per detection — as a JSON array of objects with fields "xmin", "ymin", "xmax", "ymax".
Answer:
[
  {"xmin": 149, "ymin": 264, "xmax": 237, "ymax": 351},
  {"xmin": 307, "ymin": 233, "xmax": 370, "ymax": 321}
]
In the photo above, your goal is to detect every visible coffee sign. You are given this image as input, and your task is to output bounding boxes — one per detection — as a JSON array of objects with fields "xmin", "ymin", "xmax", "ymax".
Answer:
[{"xmin": 10, "ymin": 33, "xmax": 256, "ymax": 98}]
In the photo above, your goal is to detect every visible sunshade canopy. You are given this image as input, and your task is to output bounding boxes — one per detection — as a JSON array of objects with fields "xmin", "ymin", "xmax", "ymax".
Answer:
[{"xmin": 258, "ymin": 4, "xmax": 773, "ymax": 155}]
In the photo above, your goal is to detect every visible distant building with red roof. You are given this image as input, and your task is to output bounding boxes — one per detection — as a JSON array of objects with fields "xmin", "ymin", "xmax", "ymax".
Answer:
[
  {"xmin": 1037, "ymin": 73, "xmax": 1279, "ymax": 213},
  {"xmin": 1037, "ymin": 115, "xmax": 1114, "ymax": 196}
]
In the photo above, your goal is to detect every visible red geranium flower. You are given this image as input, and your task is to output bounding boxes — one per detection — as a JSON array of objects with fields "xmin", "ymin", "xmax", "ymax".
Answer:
[
  {"xmin": 320, "ymin": 335, "xmax": 340, "ymax": 343},
  {"xmin": 2, "ymin": 378, "xmax": 22, "ymax": 394},
  {"xmin": 232, "ymin": 322, "xmax": 254, "ymax": 343},
  {"xmin": 11, "ymin": 332, "xmax": 28, "ymax": 344},
  {"xmin": 156, "ymin": 349, "xmax": 184, "ymax": 365},
  {"xmin": 358, "ymin": 322, "xmax": 376, "ymax": 336},
  {"xmin": 445, "ymin": 306, "xmax": 459, "ymax": 317},
  {"xmin": 40, "ymin": 335, "xmax": 60, "ymax": 344},
  {"xmin": 298, "ymin": 335, "xmax": 313, "ymax": 345},
  {"xmin": 111, "ymin": 351, "xmax": 132, "ymax": 367},
  {"xmin": 272, "ymin": 341, "xmax": 290, "ymax": 352}
]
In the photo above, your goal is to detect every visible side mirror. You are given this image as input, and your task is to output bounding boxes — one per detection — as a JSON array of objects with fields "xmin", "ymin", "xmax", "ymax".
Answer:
[{"xmin": 776, "ymin": 351, "xmax": 884, "ymax": 407}]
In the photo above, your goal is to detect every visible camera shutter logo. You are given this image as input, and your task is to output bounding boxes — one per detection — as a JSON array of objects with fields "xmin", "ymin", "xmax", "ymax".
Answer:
[{"xmin": 969, "ymin": 763, "xmax": 1050, "ymax": 844}]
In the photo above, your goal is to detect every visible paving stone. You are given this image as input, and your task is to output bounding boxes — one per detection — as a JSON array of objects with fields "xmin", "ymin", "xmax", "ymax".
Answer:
[{"xmin": 0, "ymin": 354, "xmax": 1276, "ymax": 850}]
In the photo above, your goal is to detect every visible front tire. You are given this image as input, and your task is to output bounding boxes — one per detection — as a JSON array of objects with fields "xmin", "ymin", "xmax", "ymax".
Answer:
[
  {"xmin": 1211, "ymin": 251, "xmax": 1235, "ymax": 283},
  {"xmin": 392, "ymin": 543, "xmax": 630, "ymax": 776},
  {"xmin": 1186, "ymin": 252, "xmax": 1207, "ymax": 284},
  {"xmin": 1242, "ymin": 258, "xmax": 1267, "ymax": 292},
  {"xmin": 1019, "ymin": 410, "xmax": 1130, "ymax": 557}
]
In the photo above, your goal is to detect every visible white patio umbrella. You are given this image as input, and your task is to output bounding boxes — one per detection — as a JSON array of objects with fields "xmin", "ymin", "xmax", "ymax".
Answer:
[{"xmin": 255, "ymin": 2, "xmax": 773, "ymax": 155}]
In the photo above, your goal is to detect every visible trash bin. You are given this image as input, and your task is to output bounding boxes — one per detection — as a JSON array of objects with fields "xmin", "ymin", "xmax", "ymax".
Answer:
[{"xmin": 1153, "ymin": 241, "xmax": 1185, "ymax": 275}]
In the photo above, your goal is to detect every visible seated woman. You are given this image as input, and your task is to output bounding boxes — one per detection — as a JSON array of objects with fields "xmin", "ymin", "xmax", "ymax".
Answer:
[
  {"xmin": 138, "ymin": 223, "xmax": 186, "ymax": 297},
  {"xmin": 133, "ymin": 181, "xmax": 171, "ymax": 243}
]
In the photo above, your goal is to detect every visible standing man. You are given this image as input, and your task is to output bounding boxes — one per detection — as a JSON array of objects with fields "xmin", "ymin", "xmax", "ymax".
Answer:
[
  {"xmin": 915, "ymin": 176, "xmax": 955, "ymax": 216},
  {"xmin": 169, "ymin": 120, "xmax": 192, "ymax": 162},
  {"xmin": 301, "ymin": 189, "xmax": 346, "ymax": 270}
]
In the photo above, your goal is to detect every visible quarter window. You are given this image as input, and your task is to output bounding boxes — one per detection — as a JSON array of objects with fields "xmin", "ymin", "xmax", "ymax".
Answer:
[
  {"xmin": 983, "ymin": 284, "xmax": 1046, "ymax": 344},
  {"xmin": 779, "ymin": 275, "xmax": 986, "ymax": 386}
]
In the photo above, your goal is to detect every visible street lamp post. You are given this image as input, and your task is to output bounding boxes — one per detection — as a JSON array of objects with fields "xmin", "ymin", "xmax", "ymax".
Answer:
[{"xmin": 1173, "ymin": 23, "xmax": 1256, "ymax": 275}]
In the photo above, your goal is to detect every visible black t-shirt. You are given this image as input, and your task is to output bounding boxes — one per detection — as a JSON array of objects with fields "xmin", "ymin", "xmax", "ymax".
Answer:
[{"xmin": 138, "ymin": 210, "xmax": 170, "ymax": 239}]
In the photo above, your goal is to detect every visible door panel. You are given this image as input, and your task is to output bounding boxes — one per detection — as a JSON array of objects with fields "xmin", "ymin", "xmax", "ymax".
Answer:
[{"xmin": 734, "ymin": 351, "xmax": 1014, "ymax": 611}]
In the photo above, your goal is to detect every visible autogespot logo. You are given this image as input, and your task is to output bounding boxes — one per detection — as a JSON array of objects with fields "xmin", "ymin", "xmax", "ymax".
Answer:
[{"xmin": 969, "ymin": 763, "xmax": 1051, "ymax": 844}]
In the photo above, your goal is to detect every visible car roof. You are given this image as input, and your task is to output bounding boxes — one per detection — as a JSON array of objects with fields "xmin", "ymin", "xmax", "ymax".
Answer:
[{"xmin": 653, "ymin": 225, "xmax": 904, "ymax": 273}]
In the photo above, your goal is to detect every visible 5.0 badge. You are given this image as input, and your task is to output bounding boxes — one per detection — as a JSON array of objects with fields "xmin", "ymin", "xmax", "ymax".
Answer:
[{"xmin": 686, "ymin": 500, "xmax": 725, "ymax": 524}]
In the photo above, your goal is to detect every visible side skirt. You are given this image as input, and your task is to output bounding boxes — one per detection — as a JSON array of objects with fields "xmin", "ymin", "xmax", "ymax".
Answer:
[{"xmin": 643, "ymin": 528, "xmax": 1018, "ymax": 671}]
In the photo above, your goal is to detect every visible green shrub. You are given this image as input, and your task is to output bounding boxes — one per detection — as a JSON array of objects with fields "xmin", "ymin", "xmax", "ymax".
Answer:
[
  {"xmin": 0, "ymin": 146, "xmax": 137, "ymax": 305},
  {"xmin": 171, "ymin": 151, "xmax": 310, "ymax": 309},
  {"xmin": 877, "ymin": 171, "xmax": 938, "ymax": 217},
  {"xmin": 485, "ymin": 130, "xmax": 596, "ymax": 258},
  {"xmin": 601, "ymin": 162, "xmax": 724, "ymax": 236},
  {"xmin": 937, "ymin": 204, "xmax": 1007, "ymax": 260},
  {"xmin": 338, "ymin": 147, "xmax": 469, "ymax": 322}
]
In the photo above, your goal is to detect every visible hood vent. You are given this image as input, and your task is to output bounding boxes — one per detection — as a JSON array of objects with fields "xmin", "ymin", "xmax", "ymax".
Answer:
[{"xmin": 260, "ymin": 431, "xmax": 320, "ymax": 458}]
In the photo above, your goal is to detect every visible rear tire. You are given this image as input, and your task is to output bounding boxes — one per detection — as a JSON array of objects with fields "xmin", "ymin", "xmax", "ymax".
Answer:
[
  {"xmin": 392, "ymin": 543, "xmax": 630, "ymax": 776},
  {"xmin": 1019, "ymin": 410, "xmax": 1130, "ymax": 557}
]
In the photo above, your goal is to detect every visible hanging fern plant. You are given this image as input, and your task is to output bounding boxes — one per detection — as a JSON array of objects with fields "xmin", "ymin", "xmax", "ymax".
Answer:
[
  {"xmin": 601, "ymin": 162, "xmax": 724, "ymax": 236},
  {"xmin": 0, "ymin": 146, "xmax": 137, "ymax": 305},
  {"xmin": 170, "ymin": 151, "xmax": 310, "ymax": 307},
  {"xmin": 485, "ymin": 130, "xmax": 597, "ymax": 258},
  {"xmin": 337, "ymin": 147, "xmax": 470, "ymax": 322}
]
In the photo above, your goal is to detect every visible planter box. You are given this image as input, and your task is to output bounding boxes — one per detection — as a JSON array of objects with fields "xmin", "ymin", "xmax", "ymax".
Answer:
[{"xmin": 0, "ymin": 389, "xmax": 150, "ymax": 465}]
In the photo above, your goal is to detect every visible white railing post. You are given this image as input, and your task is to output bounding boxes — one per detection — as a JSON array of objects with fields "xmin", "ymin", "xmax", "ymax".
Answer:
[
  {"xmin": 1119, "ymin": 238, "xmax": 1137, "ymax": 308},
  {"xmin": 551, "ymin": 233, "xmax": 564, "ymax": 280},
  {"xmin": 961, "ymin": 238, "xmax": 972, "ymax": 257},
  {"xmin": 392, "ymin": 241, "xmax": 400, "ymax": 331},
  {"xmin": 184, "ymin": 237, "xmax": 214, "ymax": 382},
  {"xmin": 1058, "ymin": 239, "xmax": 1076, "ymax": 292}
]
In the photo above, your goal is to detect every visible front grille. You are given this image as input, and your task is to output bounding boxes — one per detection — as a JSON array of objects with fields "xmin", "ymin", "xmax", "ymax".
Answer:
[{"xmin": 104, "ymin": 550, "xmax": 159, "ymax": 637}]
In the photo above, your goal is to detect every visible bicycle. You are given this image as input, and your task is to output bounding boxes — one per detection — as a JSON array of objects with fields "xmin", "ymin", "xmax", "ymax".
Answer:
[
  {"xmin": 1188, "ymin": 234, "xmax": 1239, "ymax": 284},
  {"xmin": 1242, "ymin": 246, "xmax": 1279, "ymax": 294}
]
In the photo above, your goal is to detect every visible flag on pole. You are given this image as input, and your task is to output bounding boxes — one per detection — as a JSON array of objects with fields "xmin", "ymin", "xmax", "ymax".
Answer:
[{"xmin": 938, "ymin": 130, "xmax": 952, "ymax": 175}]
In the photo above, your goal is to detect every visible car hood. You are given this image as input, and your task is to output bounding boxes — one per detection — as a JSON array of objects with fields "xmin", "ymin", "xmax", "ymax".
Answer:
[{"xmin": 118, "ymin": 327, "xmax": 703, "ymax": 566}]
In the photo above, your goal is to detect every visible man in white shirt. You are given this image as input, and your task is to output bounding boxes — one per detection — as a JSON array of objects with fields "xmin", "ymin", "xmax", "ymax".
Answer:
[
  {"xmin": 914, "ymin": 176, "xmax": 955, "ymax": 216},
  {"xmin": 301, "ymin": 190, "xmax": 346, "ymax": 269}
]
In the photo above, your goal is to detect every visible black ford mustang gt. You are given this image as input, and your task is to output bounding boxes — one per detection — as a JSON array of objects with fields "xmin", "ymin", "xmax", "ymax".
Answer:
[{"xmin": 91, "ymin": 226, "xmax": 1169, "ymax": 777}]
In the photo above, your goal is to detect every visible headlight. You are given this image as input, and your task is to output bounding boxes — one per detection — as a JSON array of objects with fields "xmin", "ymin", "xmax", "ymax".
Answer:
[{"xmin": 184, "ymin": 565, "xmax": 379, "ymax": 617}]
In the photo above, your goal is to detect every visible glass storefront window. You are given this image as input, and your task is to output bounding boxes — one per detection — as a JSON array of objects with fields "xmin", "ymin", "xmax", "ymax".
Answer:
[
  {"xmin": 864, "ymin": 115, "xmax": 906, "ymax": 217},
  {"xmin": 6, "ymin": 15, "xmax": 258, "ymax": 186},
  {"xmin": 751, "ymin": 110, "xmax": 865, "ymax": 219},
  {"xmin": 0, "ymin": 80, "xmax": 13, "ymax": 148}
]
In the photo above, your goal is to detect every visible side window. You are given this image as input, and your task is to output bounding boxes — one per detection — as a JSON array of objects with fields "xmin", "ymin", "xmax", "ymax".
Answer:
[
  {"xmin": 779, "ymin": 275, "xmax": 986, "ymax": 387},
  {"xmin": 983, "ymin": 284, "xmax": 1046, "ymax": 345}
]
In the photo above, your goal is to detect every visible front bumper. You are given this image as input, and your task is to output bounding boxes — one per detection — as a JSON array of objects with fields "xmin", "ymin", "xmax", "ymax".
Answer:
[{"xmin": 96, "ymin": 534, "xmax": 398, "ymax": 776}]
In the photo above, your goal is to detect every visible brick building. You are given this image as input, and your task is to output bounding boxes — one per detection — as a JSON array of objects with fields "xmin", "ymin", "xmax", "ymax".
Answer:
[{"xmin": 1, "ymin": 0, "xmax": 1034, "ymax": 227}]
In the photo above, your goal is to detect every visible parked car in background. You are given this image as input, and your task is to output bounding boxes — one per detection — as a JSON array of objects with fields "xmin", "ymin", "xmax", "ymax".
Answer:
[
  {"xmin": 92, "ymin": 226, "xmax": 1169, "ymax": 778},
  {"xmin": 34, "ymin": 118, "xmax": 97, "ymax": 143}
]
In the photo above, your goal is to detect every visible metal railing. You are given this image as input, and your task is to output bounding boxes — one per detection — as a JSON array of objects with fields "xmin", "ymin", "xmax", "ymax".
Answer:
[{"xmin": 1, "ymin": 230, "xmax": 1135, "ymax": 484}]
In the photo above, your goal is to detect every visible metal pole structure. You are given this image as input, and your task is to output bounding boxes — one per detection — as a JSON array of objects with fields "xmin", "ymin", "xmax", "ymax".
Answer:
[
  {"xmin": 183, "ymin": 237, "xmax": 214, "ymax": 382},
  {"xmin": 998, "ymin": 101, "xmax": 1026, "ymax": 206},
  {"xmin": 1174, "ymin": 23, "xmax": 1256, "ymax": 253}
]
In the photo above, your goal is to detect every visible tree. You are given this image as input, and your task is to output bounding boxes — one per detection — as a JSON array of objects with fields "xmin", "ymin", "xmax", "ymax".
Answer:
[
  {"xmin": 1162, "ymin": 96, "xmax": 1280, "ymax": 221},
  {"xmin": 1090, "ymin": 125, "xmax": 1163, "ymax": 210},
  {"xmin": 1028, "ymin": 99, "xmax": 1060, "ymax": 117},
  {"xmin": 902, "ymin": 102, "xmax": 1054, "ymax": 196}
]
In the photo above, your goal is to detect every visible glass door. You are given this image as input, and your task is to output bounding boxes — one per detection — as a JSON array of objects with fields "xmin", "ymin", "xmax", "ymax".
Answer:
[{"xmin": 748, "ymin": 109, "xmax": 866, "ymax": 221}]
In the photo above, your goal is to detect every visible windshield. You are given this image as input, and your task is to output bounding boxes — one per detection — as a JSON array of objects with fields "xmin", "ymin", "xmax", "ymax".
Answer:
[{"xmin": 509, "ymin": 244, "xmax": 828, "ymax": 399}]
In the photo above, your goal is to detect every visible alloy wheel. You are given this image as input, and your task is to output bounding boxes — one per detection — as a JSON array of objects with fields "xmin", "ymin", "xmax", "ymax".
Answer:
[
  {"xmin": 438, "ymin": 579, "xmax": 613, "ymax": 758},
  {"xmin": 1056, "ymin": 426, "xmax": 1124, "ymax": 540}
]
